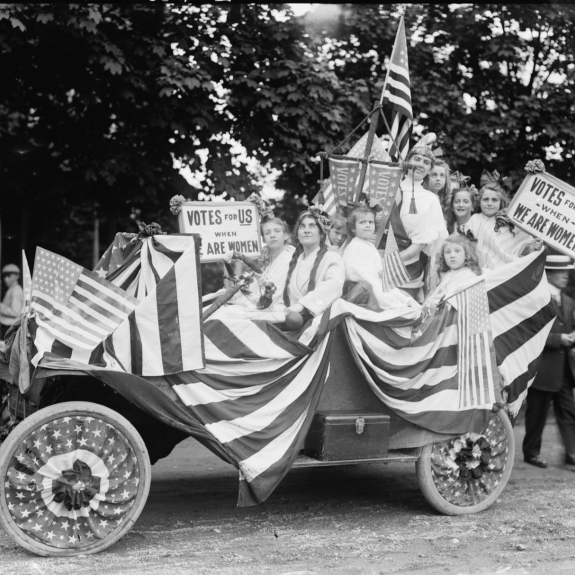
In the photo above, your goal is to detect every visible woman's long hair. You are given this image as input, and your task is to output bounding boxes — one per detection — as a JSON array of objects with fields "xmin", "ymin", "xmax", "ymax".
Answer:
[
  {"xmin": 424, "ymin": 159, "xmax": 452, "ymax": 218},
  {"xmin": 479, "ymin": 183, "xmax": 513, "ymax": 233},
  {"xmin": 282, "ymin": 212, "xmax": 329, "ymax": 307},
  {"xmin": 446, "ymin": 188, "xmax": 479, "ymax": 234},
  {"xmin": 436, "ymin": 234, "xmax": 482, "ymax": 277}
]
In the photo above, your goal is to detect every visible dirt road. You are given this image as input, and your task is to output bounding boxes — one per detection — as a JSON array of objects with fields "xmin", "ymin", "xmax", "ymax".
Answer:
[{"xmin": 1, "ymin": 418, "xmax": 575, "ymax": 575}]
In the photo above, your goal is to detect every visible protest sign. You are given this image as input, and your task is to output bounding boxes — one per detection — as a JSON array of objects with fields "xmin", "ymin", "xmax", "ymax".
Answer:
[
  {"xmin": 178, "ymin": 201, "xmax": 262, "ymax": 262},
  {"xmin": 508, "ymin": 171, "xmax": 575, "ymax": 258}
]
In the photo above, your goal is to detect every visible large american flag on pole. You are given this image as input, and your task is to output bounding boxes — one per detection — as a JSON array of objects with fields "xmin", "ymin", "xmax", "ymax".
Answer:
[
  {"xmin": 453, "ymin": 279, "xmax": 498, "ymax": 409},
  {"xmin": 30, "ymin": 248, "xmax": 139, "ymax": 366},
  {"xmin": 380, "ymin": 16, "xmax": 413, "ymax": 161}
]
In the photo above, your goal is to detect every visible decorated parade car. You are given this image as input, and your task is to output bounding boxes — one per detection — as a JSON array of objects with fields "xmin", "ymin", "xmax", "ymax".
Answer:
[{"xmin": 0, "ymin": 17, "xmax": 564, "ymax": 559}]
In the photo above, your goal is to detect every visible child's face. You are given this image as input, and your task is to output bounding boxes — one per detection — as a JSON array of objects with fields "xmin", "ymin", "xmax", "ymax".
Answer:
[
  {"xmin": 262, "ymin": 222, "xmax": 288, "ymax": 250},
  {"xmin": 428, "ymin": 167, "xmax": 446, "ymax": 193},
  {"xmin": 354, "ymin": 212, "xmax": 375, "ymax": 240},
  {"xmin": 480, "ymin": 190, "xmax": 501, "ymax": 218},
  {"xmin": 444, "ymin": 243, "xmax": 466, "ymax": 271},
  {"xmin": 329, "ymin": 226, "xmax": 347, "ymax": 247},
  {"xmin": 452, "ymin": 191, "xmax": 473, "ymax": 221}
]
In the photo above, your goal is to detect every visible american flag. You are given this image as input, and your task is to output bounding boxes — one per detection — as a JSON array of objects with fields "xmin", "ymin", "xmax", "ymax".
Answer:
[
  {"xmin": 36, "ymin": 250, "xmax": 553, "ymax": 507},
  {"xmin": 381, "ymin": 17, "xmax": 413, "ymax": 161},
  {"xmin": 381, "ymin": 224, "xmax": 410, "ymax": 292},
  {"xmin": 318, "ymin": 134, "xmax": 391, "ymax": 216},
  {"xmin": 30, "ymin": 247, "xmax": 139, "ymax": 365},
  {"xmin": 22, "ymin": 250, "xmax": 32, "ymax": 314},
  {"xmin": 454, "ymin": 279, "xmax": 498, "ymax": 408}
]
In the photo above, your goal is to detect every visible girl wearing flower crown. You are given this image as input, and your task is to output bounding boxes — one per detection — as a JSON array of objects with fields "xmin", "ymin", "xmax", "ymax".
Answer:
[
  {"xmin": 461, "ymin": 175, "xmax": 542, "ymax": 270},
  {"xmin": 384, "ymin": 133, "xmax": 448, "ymax": 301},
  {"xmin": 283, "ymin": 207, "xmax": 345, "ymax": 329},
  {"xmin": 342, "ymin": 205, "xmax": 417, "ymax": 310}
]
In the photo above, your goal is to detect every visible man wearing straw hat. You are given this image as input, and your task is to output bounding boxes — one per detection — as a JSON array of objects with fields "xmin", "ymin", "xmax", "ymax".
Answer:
[{"xmin": 523, "ymin": 254, "xmax": 575, "ymax": 468}]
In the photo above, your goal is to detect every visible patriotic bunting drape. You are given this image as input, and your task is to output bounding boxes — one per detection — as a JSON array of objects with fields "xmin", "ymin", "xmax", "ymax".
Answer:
[{"xmin": 21, "ymin": 238, "xmax": 552, "ymax": 506}]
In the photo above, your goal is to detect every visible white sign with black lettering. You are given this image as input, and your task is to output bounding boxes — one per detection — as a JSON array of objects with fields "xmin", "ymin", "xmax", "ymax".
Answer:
[
  {"xmin": 178, "ymin": 201, "xmax": 262, "ymax": 262},
  {"xmin": 508, "ymin": 171, "xmax": 575, "ymax": 259}
]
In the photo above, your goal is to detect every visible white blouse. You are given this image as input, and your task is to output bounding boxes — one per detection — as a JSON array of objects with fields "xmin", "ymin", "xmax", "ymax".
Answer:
[{"xmin": 463, "ymin": 213, "xmax": 533, "ymax": 270}]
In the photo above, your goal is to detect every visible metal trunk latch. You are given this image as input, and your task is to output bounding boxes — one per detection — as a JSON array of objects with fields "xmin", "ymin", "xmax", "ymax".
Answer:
[{"xmin": 355, "ymin": 417, "xmax": 365, "ymax": 434}]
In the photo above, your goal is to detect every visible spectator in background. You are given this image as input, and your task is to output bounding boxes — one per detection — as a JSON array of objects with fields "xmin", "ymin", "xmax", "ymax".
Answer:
[
  {"xmin": 523, "ymin": 255, "xmax": 575, "ymax": 468},
  {"xmin": 0, "ymin": 263, "xmax": 23, "ymax": 338}
]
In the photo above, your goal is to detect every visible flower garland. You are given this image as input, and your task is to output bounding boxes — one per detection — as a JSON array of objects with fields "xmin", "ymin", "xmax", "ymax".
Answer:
[
  {"xmin": 246, "ymin": 192, "xmax": 275, "ymax": 222},
  {"xmin": 169, "ymin": 195, "xmax": 191, "ymax": 215}
]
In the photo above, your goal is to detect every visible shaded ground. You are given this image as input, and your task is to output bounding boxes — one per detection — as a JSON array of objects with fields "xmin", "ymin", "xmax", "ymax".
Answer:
[{"xmin": 1, "ymin": 418, "xmax": 575, "ymax": 575}]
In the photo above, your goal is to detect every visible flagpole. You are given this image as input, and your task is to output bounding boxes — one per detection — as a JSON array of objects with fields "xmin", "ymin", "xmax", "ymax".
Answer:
[
  {"xmin": 353, "ymin": 16, "xmax": 406, "ymax": 201},
  {"xmin": 379, "ymin": 15, "xmax": 405, "ymax": 159}
]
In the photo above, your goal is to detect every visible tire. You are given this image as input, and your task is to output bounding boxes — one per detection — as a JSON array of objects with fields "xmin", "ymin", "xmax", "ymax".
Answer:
[
  {"xmin": 0, "ymin": 401, "xmax": 151, "ymax": 556},
  {"xmin": 416, "ymin": 409, "xmax": 514, "ymax": 515}
]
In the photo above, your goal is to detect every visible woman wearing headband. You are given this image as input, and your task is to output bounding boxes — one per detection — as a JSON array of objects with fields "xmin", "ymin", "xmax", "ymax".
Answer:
[
  {"xmin": 383, "ymin": 133, "xmax": 448, "ymax": 301},
  {"xmin": 283, "ymin": 206, "xmax": 345, "ymax": 330}
]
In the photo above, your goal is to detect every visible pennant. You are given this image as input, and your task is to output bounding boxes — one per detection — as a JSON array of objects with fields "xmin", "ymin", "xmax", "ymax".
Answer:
[
  {"xmin": 328, "ymin": 158, "xmax": 361, "ymax": 208},
  {"xmin": 367, "ymin": 164, "xmax": 403, "ymax": 231}
]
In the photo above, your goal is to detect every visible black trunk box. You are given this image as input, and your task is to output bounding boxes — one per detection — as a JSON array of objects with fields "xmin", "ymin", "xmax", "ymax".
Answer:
[{"xmin": 304, "ymin": 411, "xmax": 390, "ymax": 461}]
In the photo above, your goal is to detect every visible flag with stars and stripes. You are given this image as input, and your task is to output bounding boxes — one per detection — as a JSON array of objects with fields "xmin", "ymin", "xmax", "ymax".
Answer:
[
  {"xmin": 30, "ymin": 247, "xmax": 139, "ymax": 366},
  {"xmin": 381, "ymin": 17, "xmax": 413, "ymax": 161},
  {"xmin": 453, "ymin": 279, "xmax": 498, "ymax": 408},
  {"xmin": 381, "ymin": 225, "xmax": 410, "ymax": 292},
  {"xmin": 4, "ymin": 414, "xmax": 140, "ymax": 550}
]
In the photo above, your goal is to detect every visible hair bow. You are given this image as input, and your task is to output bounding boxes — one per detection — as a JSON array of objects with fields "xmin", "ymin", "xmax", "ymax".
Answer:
[
  {"xmin": 456, "ymin": 225, "xmax": 478, "ymax": 243},
  {"xmin": 246, "ymin": 192, "xmax": 275, "ymax": 222},
  {"xmin": 480, "ymin": 169, "xmax": 511, "ymax": 191},
  {"xmin": 450, "ymin": 171, "xmax": 471, "ymax": 188},
  {"xmin": 306, "ymin": 205, "xmax": 333, "ymax": 233}
]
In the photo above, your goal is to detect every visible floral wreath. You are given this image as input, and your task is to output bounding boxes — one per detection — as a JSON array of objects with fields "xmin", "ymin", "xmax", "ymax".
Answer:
[
  {"xmin": 303, "ymin": 205, "xmax": 332, "ymax": 234},
  {"xmin": 169, "ymin": 195, "xmax": 190, "ymax": 215},
  {"xmin": 445, "ymin": 432, "xmax": 492, "ymax": 481},
  {"xmin": 246, "ymin": 192, "xmax": 275, "ymax": 222}
]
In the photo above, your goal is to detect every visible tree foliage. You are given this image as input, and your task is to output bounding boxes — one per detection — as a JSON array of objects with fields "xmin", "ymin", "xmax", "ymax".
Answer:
[{"xmin": 1, "ymin": 3, "xmax": 575, "ymax": 268}]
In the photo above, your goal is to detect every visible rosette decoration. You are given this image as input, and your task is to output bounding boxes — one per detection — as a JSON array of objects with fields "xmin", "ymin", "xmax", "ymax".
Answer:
[
  {"xmin": 169, "ymin": 195, "xmax": 191, "ymax": 215},
  {"xmin": 4, "ymin": 415, "xmax": 140, "ymax": 549},
  {"xmin": 525, "ymin": 159, "xmax": 545, "ymax": 174},
  {"xmin": 246, "ymin": 192, "xmax": 275, "ymax": 222},
  {"xmin": 129, "ymin": 221, "xmax": 166, "ymax": 245},
  {"xmin": 429, "ymin": 415, "xmax": 508, "ymax": 506}
]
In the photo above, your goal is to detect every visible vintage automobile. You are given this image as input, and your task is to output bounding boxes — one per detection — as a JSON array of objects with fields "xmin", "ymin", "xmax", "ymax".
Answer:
[{"xmin": 0, "ymin": 267, "xmax": 515, "ymax": 557}]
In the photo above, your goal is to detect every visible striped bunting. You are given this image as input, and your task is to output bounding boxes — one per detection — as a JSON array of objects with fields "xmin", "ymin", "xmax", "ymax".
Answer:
[
  {"xmin": 381, "ymin": 18, "xmax": 413, "ymax": 161},
  {"xmin": 30, "ymin": 247, "xmax": 139, "ymax": 366},
  {"xmin": 33, "ymin": 249, "xmax": 552, "ymax": 507},
  {"xmin": 97, "ymin": 233, "xmax": 200, "ymax": 300},
  {"xmin": 99, "ymin": 235, "xmax": 204, "ymax": 375},
  {"xmin": 382, "ymin": 225, "xmax": 410, "ymax": 291}
]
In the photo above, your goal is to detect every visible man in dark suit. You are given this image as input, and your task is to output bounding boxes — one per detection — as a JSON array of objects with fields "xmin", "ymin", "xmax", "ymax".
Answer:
[{"xmin": 523, "ymin": 255, "xmax": 575, "ymax": 468}]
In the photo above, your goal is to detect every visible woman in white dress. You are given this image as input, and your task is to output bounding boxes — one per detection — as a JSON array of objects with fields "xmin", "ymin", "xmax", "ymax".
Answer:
[
  {"xmin": 210, "ymin": 217, "xmax": 295, "ymax": 321},
  {"xmin": 462, "ymin": 183, "xmax": 542, "ymax": 271},
  {"xmin": 283, "ymin": 207, "xmax": 345, "ymax": 329},
  {"xmin": 383, "ymin": 133, "xmax": 448, "ymax": 300}
]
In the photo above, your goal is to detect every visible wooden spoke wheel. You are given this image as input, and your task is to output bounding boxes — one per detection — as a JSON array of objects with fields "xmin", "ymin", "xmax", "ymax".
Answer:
[
  {"xmin": 416, "ymin": 409, "xmax": 514, "ymax": 515},
  {"xmin": 0, "ymin": 401, "xmax": 151, "ymax": 556}
]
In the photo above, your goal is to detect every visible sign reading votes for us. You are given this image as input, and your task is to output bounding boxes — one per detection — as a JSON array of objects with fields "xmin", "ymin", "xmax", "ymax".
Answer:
[
  {"xmin": 508, "ymin": 171, "xmax": 575, "ymax": 259},
  {"xmin": 178, "ymin": 201, "xmax": 262, "ymax": 263}
]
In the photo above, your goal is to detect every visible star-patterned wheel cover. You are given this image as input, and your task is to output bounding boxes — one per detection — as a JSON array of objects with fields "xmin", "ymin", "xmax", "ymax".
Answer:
[
  {"xmin": 430, "ymin": 414, "xmax": 508, "ymax": 507},
  {"xmin": 3, "ymin": 415, "xmax": 140, "ymax": 549}
]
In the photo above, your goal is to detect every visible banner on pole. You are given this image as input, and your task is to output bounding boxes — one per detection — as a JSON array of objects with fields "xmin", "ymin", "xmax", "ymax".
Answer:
[
  {"xmin": 328, "ymin": 158, "xmax": 360, "ymax": 208},
  {"xmin": 178, "ymin": 201, "xmax": 262, "ymax": 262},
  {"xmin": 508, "ymin": 171, "xmax": 575, "ymax": 259}
]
